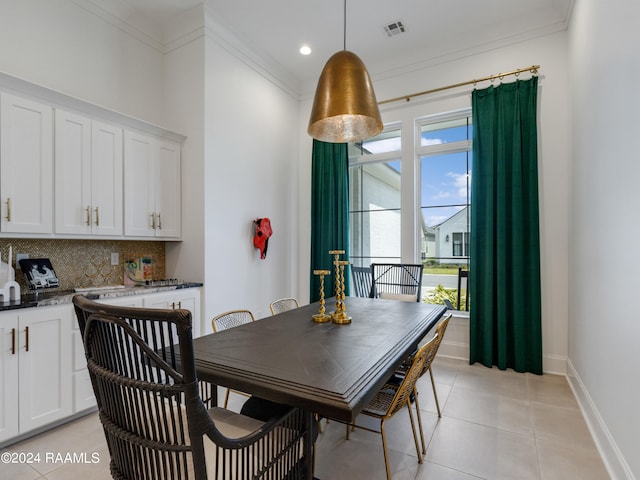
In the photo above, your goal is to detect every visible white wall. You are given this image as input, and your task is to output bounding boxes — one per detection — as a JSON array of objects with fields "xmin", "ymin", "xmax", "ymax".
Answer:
[
  {"xmin": 0, "ymin": 0, "xmax": 165, "ymax": 125},
  {"xmin": 200, "ymin": 22, "xmax": 300, "ymax": 326},
  {"xmin": 568, "ymin": 1, "xmax": 640, "ymax": 478},
  {"xmin": 299, "ymin": 32, "xmax": 571, "ymax": 374}
]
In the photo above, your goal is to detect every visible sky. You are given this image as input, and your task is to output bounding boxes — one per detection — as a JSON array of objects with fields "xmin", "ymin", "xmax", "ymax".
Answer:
[{"xmin": 362, "ymin": 123, "xmax": 472, "ymax": 228}]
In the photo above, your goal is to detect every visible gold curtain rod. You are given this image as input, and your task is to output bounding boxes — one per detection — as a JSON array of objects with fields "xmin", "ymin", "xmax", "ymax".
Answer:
[{"xmin": 378, "ymin": 65, "xmax": 540, "ymax": 105}]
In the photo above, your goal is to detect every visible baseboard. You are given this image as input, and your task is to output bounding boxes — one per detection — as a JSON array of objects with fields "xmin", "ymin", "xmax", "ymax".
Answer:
[
  {"xmin": 438, "ymin": 340, "xmax": 468, "ymax": 360},
  {"xmin": 542, "ymin": 354, "xmax": 567, "ymax": 375},
  {"xmin": 566, "ymin": 360, "xmax": 635, "ymax": 480}
]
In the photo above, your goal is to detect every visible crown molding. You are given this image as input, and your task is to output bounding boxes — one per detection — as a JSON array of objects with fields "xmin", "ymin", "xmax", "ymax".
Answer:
[{"xmin": 203, "ymin": 5, "xmax": 301, "ymax": 100}]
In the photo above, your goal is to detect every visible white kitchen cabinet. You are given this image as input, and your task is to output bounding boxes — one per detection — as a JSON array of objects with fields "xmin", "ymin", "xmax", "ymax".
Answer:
[
  {"xmin": 71, "ymin": 295, "xmax": 145, "ymax": 412},
  {"xmin": 54, "ymin": 109, "xmax": 123, "ymax": 236},
  {"xmin": 0, "ymin": 305, "xmax": 72, "ymax": 444},
  {"xmin": 143, "ymin": 288, "xmax": 201, "ymax": 338},
  {"xmin": 0, "ymin": 92, "xmax": 53, "ymax": 234},
  {"xmin": 71, "ymin": 289, "xmax": 200, "ymax": 413},
  {"xmin": 124, "ymin": 130, "xmax": 181, "ymax": 239}
]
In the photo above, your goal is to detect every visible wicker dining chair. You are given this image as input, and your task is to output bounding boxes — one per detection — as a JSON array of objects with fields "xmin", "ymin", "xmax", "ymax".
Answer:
[
  {"xmin": 73, "ymin": 295, "xmax": 309, "ymax": 480},
  {"xmin": 344, "ymin": 333, "xmax": 440, "ymax": 480},
  {"xmin": 370, "ymin": 263, "xmax": 424, "ymax": 302},
  {"xmin": 269, "ymin": 297, "xmax": 299, "ymax": 315},
  {"xmin": 211, "ymin": 309, "xmax": 256, "ymax": 408}
]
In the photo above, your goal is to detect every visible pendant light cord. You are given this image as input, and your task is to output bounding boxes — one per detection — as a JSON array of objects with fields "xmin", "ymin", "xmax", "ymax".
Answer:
[{"xmin": 343, "ymin": 0, "xmax": 347, "ymax": 51}]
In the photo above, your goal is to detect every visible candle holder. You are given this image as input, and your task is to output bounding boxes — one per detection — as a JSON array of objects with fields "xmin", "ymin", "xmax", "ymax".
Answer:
[
  {"xmin": 331, "ymin": 259, "xmax": 351, "ymax": 325},
  {"xmin": 312, "ymin": 269, "xmax": 332, "ymax": 323}
]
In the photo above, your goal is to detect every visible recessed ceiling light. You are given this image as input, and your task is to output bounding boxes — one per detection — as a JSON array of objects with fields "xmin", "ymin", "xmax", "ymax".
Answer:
[{"xmin": 299, "ymin": 45, "xmax": 312, "ymax": 55}]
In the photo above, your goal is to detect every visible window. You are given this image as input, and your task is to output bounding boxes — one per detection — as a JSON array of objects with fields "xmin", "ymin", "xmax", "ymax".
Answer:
[
  {"xmin": 348, "ymin": 110, "xmax": 472, "ymax": 309},
  {"xmin": 348, "ymin": 127, "xmax": 402, "ymax": 267},
  {"xmin": 419, "ymin": 111, "xmax": 472, "ymax": 307}
]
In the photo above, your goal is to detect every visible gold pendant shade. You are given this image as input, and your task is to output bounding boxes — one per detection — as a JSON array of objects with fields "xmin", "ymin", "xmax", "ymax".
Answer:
[{"xmin": 308, "ymin": 50, "xmax": 383, "ymax": 143}]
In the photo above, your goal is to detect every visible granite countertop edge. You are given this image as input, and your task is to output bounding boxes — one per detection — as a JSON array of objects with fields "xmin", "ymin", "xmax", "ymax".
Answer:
[{"xmin": 0, "ymin": 283, "xmax": 203, "ymax": 311}]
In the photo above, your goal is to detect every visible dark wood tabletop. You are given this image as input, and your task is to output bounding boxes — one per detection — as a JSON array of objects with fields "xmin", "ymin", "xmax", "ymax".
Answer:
[{"xmin": 193, "ymin": 297, "xmax": 446, "ymax": 422}]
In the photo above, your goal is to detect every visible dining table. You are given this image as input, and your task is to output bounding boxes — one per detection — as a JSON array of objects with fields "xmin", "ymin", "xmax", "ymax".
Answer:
[
  {"xmin": 193, "ymin": 297, "xmax": 446, "ymax": 480},
  {"xmin": 192, "ymin": 296, "xmax": 446, "ymax": 479}
]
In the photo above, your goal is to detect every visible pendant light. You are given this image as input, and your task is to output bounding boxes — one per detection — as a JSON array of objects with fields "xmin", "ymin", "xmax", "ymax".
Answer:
[{"xmin": 307, "ymin": 0, "xmax": 383, "ymax": 143}]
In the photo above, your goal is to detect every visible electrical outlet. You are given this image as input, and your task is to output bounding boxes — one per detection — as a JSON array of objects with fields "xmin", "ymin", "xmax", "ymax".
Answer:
[
  {"xmin": 111, "ymin": 252, "xmax": 119, "ymax": 266},
  {"xmin": 16, "ymin": 253, "xmax": 29, "ymax": 269}
]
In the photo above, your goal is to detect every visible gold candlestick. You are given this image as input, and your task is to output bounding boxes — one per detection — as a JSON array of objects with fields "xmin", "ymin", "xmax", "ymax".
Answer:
[
  {"xmin": 328, "ymin": 250, "xmax": 345, "ymax": 318},
  {"xmin": 331, "ymin": 260, "xmax": 351, "ymax": 324},
  {"xmin": 312, "ymin": 269, "xmax": 331, "ymax": 323}
]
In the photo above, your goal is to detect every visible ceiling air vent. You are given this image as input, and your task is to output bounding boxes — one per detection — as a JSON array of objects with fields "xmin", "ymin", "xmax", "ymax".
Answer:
[{"xmin": 383, "ymin": 20, "xmax": 407, "ymax": 37}]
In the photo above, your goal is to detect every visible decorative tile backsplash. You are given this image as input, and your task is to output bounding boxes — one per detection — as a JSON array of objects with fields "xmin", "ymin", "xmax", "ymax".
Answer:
[{"xmin": 0, "ymin": 239, "xmax": 165, "ymax": 292}]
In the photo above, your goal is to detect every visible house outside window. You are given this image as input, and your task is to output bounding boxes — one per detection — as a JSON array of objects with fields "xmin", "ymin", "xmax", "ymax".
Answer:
[{"xmin": 348, "ymin": 127, "xmax": 402, "ymax": 268}]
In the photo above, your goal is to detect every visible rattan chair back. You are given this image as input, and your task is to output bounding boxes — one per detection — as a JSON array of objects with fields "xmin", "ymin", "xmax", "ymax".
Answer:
[
  {"xmin": 211, "ymin": 309, "xmax": 255, "ymax": 332},
  {"xmin": 269, "ymin": 298, "xmax": 299, "ymax": 315},
  {"xmin": 73, "ymin": 295, "xmax": 308, "ymax": 480},
  {"xmin": 370, "ymin": 263, "xmax": 424, "ymax": 302}
]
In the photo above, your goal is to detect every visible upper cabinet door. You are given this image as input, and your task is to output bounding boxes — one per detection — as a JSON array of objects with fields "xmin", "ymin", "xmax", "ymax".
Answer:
[
  {"xmin": 154, "ymin": 139, "xmax": 181, "ymax": 239},
  {"xmin": 124, "ymin": 130, "xmax": 181, "ymax": 239},
  {"xmin": 124, "ymin": 130, "xmax": 156, "ymax": 237},
  {"xmin": 55, "ymin": 112, "xmax": 123, "ymax": 236},
  {"xmin": 91, "ymin": 121, "xmax": 123, "ymax": 236},
  {"xmin": 54, "ymin": 109, "xmax": 92, "ymax": 235},
  {"xmin": 1, "ymin": 93, "xmax": 53, "ymax": 234}
]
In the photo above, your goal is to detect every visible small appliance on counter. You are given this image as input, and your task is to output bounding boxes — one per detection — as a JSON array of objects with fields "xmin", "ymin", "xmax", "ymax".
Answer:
[{"xmin": 0, "ymin": 247, "xmax": 20, "ymax": 303}]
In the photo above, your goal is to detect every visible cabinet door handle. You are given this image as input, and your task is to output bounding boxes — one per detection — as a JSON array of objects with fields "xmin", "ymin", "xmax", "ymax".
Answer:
[
  {"xmin": 5, "ymin": 197, "xmax": 11, "ymax": 222},
  {"xmin": 25, "ymin": 326, "xmax": 29, "ymax": 352},
  {"xmin": 11, "ymin": 328, "xmax": 16, "ymax": 355},
  {"xmin": 94, "ymin": 206, "xmax": 100, "ymax": 226},
  {"xmin": 156, "ymin": 213, "xmax": 162, "ymax": 230},
  {"xmin": 85, "ymin": 206, "xmax": 91, "ymax": 225},
  {"xmin": 150, "ymin": 213, "xmax": 156, "ymax": 229}
]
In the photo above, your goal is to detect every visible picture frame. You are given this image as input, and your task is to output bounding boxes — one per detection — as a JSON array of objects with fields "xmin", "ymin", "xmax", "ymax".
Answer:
[{"xmin": 19, "ymin": 258, "xmax": 60, "ymax": 289}]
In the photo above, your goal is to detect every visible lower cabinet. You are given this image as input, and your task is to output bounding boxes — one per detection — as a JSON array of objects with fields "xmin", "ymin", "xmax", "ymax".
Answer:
[
  {"xmin": 71, "ymin": 288, "xmax": 201, "ymax": 414},
  {"xmin": 0, "ymin": 305, "xmax": 72, "ymax": 444},
  {"xmin": 0, "ymin": 287, "xmax": 201, "ymax": 446}
]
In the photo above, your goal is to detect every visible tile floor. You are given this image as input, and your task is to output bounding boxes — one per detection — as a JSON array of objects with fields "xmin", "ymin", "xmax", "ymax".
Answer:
[{"xmin": 1, "ymin": 357, "xmax": 610, "ymax": 480}]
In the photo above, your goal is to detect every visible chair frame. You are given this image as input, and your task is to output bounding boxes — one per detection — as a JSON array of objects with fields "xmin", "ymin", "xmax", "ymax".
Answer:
[
  {"xmin": 269, "ymin": 298, "xmax": 300, "ymax": 315},
  {"xmin": 350, "ymin": 265, "xmax": 373, "ymax": 298},
  {"xmin": 344, "ymin": 333, "xmax": 440, "ymax": 480},
  {"xmin": 370, "ymin": 263, "xmax": 424, "ymax": 302},
  {"xmin": 211, "ymin": 309, "xmax": 256, "ymax": 408},
  {"xmin": 413, "ymin": 314, "xmax": 451, "ymax": 454},
  {"xmin": 211, "ymin": 309, "xmax": 255, "ymax": 333},
  {"xmin": 74, "ymin": 296, "xmax": 309, "ymax": 480}
]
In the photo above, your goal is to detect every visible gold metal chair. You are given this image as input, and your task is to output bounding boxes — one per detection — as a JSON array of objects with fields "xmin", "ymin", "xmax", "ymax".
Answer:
[
  {"xmin": 345, "ymin": 333, "xmax": 441, "ymax": 480},
  {"xmin": 413, "ymin": 314, "xmax": 451, "ymax": 454},
  {"xmin": 211, "ymin": 309, "xmax": 256, "ymax": 408},
  {"xmin": 269, "ymin": 297, "xmax": 299, "ymax": 315}
]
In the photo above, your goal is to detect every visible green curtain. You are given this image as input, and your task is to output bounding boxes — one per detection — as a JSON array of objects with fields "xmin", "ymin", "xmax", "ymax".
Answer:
[
  {"xmin": 469, "ymin": 77, "xmax": 542, "ymax": 374},
  {"xmin": 310, "ymin": 140, "xmax": 350, "ymax": 302}
]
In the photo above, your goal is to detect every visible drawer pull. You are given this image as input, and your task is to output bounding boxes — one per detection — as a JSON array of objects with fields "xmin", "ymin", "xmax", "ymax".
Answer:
[
  {"xmin": 94, "ymin": 206, "xmax": 100, "ymax": 226},
  {"xmin": 85, "ymin": 206, "xmax": 91, "ymax": 225},
  {"xmin": 157, "ymin": 213, "xmax": 162, "ymax": 230},
  {"xmin": 5, "ymin": 197, "xmax": 11, "ymax": 222},
  {"xmin": 150, "ymin": 212, "xmax": 156, "ymax": 230}
]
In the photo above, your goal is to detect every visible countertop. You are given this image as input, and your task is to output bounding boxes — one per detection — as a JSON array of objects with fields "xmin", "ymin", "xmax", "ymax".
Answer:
[{"xmin": 0, "ymin": 282, "xmax": 203, "ymax": 312}]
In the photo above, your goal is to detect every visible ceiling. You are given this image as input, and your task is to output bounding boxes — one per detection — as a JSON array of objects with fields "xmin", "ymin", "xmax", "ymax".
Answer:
[{"xmin": 95, "ymin": 0, "xmax": 573, "ymax": 89}]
